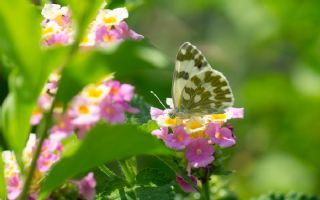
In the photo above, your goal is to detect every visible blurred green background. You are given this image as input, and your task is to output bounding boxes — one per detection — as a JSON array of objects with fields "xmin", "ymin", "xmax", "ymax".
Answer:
[
  {"xmin": 127, "ymin": 0, "xmax": 320, "ymax": 199},
  {"xmin": 1, "ymin": 0, "xmax": 320, "ymax": 199}
]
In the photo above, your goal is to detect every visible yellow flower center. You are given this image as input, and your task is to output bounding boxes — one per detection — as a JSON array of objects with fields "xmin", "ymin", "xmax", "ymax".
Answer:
[
  {"xmin": 43, "ymin": 27, "xmax": 53, "ymax": 34},
  {"xmin": 55, "ymin": 15, "xmax": 64, "ymax": 26},
  {"xmin": 103, "ymin": 16, "xmax": 117, "ymax": 24},
  {"xmin": 190, "ymin": 131, "xmax": 206, "ymax": 139},
  {"xmin": 79, "ymin": 105, "xmax": 89, "ymax": 114},
  {"xmin": 164, "ymin": 117, "xmax": 177, "ymax": 125},
  {"xmin": 211, "ymin": 114, "xmax": 226, "ymax": 121},
  {"xmin": 88, "ymin": 87, "xmax": 103, "ymax": 98},
  {"xmin": 186, "ymin": 120, "xmax": 202, "ymax": 130},
  {"xmin": 81, "ymin": 36, "xmax": 89, "ymax": 44}
]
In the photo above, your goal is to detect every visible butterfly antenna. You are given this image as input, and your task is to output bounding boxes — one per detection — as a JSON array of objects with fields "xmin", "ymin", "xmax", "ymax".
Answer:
[{"xmin": 150, "ymin": 91, "xmax": 167, "ymax": 109}]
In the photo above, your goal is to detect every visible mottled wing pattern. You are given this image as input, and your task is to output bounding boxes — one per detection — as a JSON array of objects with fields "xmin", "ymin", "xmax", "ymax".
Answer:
[
  {"xmin": 172, "ymin": 42, "xmax": 212, "ymax": 108},
  {"xmin": 180, "ymin": 70, "xmax": 234, "ymax": 115},
  {"xmin": 172, "ymin": 42, "xmax": 234, "ymax": 116}
]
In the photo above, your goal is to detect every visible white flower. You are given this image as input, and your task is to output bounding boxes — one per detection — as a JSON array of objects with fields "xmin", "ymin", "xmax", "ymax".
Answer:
[
  {"xmin": 41, "ymin": 4, "xmax": 69, "ymax": 20},
  {"xmin": 81, "ymin": 84, "xmax": 110, "ymax": 104},
  {"xmin": 22, "ymin": 134, "xmax": 37, "ymax": 168},
  {"xmin": 96, "ymin": 7, "xmax": 129, "ymax": 26}
]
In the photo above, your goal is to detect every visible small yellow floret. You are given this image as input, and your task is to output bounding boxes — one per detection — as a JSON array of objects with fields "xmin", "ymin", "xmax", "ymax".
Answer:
[
  {"xmin": 164, "ymin": 117, "xmax": 177, "ymax": 125},
  {"xmin": 79, "ymin": 105, "xmax": 89, "ymax": 114},
  {"xmin": 87, "ymin": 87, "xmax": 103, "ymax": 98},
  {"xmin": 43, "ymin": 27, "xmax": 54, "ymax": 35},
  {"xmin": 211, "ymin": 114, "xmax": 226, "ymax": 121},
  {"xmin": 103, "ymin": 16, "xmax": 117, "ymax": 24},
  {"xmin": 55, "ymin": 15, "xmax": 64, "ymax": 26}
]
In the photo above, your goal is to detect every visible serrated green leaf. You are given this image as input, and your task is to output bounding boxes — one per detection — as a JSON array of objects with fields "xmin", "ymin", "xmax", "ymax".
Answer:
[
  {"xmin": 135, "ymin": 184, "xmax": 175, "ymax": 200},
  {"xmin": 136, "ymin": 168, "xmax": 173, "ymax": 186},
  {"xmin": 40, "ymin": 123, "xmax": 170, "ymax": 197},
  {"xmin": 252, "ymin": 192, "xmax": 320, "ymax": 200}
]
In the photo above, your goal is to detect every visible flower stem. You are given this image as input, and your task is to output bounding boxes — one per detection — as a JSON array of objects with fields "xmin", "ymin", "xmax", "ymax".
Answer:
[
  {"xmin": 19, "ymin": 99, "xmax": 55, "ymax": 199},
  {"xmin": 201, "ymin": 180, "xmax": 211, "ymax": 200}
]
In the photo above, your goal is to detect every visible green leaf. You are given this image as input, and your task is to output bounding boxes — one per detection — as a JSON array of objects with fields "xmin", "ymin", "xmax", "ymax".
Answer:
[
  {"xmin": 0, "ymin": 148, "xmax": 7, "ymax": 199},
  {"xmin": 40, "ymin": 123, "xmax": 170, "ymax": 196},
  {"xmin": 0, "ymin": 46, "xmax": 69, "ymax": 154},
  {"xmin": 69, "ymin": 0, "xmax": 104, "ymax": 45},
  {"xmin": 140, "ymin": 120, "xmax": 159, "ymax": 133},
  {"xmin": 0, "ymin": 0, "xmax": 70, "ymax": 153},
  {"xmin": 136, "ymin": 168, "xmax": 172, "ymax": 186},
  {"xmin": 252, "ymin": 192, "xmax": 320, "ymax": 200},
  {"xmin": 135, "ymin": 184, "xmax": 175, "ymax": 200},
  {"xmin": 0, "ymin": 0, "xmax": 42, "ymax": 85}
]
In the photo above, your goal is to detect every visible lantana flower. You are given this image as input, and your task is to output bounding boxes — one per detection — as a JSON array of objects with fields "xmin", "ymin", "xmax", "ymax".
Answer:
[
  {"xmin": 41, "ymin": 3, "xmax": 143, "ymax": 47},
  {"xmin": 186, "ymin": 138, "xmax": 214, "ymax": 168},
  {"xmin": 149, "ymin": 98, "xmax": 244, "ymax": 188}
]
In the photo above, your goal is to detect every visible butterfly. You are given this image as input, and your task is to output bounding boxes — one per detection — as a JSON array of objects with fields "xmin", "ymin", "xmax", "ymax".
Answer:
[{"xmin": 169, "ymin": 42, "xmax": 234, "ymax": 118}]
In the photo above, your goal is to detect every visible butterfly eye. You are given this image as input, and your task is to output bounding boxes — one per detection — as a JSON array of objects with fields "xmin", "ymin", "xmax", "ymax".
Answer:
[{"xmin": 169, "ymin": 112, "xmax": 176, "ymax": 119}]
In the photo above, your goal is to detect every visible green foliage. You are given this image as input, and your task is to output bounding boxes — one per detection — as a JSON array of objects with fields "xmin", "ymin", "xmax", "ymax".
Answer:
[
  {"xmin": 136, "ymin": 168, "xmax": 172, "ymax": 186},
  {"xmin": 0, "ymin": 0, "xmax": 70, "ymax": 154},
  {"xmin": 140, "ymin": 120, "xmax": 159, "ymax": 133},
  {"xmin": 56, "ymin": 40, "xmax": 167, "ymax": 107},
  {"xmin": 127, "ymin": 95, "xmax": 152, "ymax": 124},
  {"xmin": 50, "ymin": 182, "xmax": 80, "ymax": 200},
  {"xmin": 69, "ymin": 0, "xmax": 104, "ymax": 46},
  {"xmin": 0, "ymin": 149, "xmax": 6, "ymax": 199},
  {"xmin": 40, "ymin": 123, "xmax": 170, "ymax": 196},
  {"xmin": 135, "ymin": 183, "xmax": 175, "ymax": 200},
  {"xmin": 252, "ymin": 192, "xmax": 320, "ymax": 200}
]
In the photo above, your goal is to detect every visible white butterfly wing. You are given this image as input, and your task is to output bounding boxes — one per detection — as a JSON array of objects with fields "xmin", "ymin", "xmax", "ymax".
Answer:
[
  {"xmin": 172, "ymin": 42, "xmax": 212, "ymax": 109},
  {"xmin": 172, "ymin": 42, "xmax": 234, "ymax": 115}
]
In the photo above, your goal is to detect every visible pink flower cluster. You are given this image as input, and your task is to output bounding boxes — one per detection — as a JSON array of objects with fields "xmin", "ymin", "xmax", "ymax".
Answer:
[
  {"xmin": 41, "ymin": 3, "xmax": 143, "ymax": 47},
  {"xmin": 2, "ymin": 134, "xmax": 96, "ymax": 199},
  {"xmin": 48, "ymin": 77, "xmax": 138, "ymax": 140},
  {"xmin": 150, "ymin": 99, "xmax": 244, "ymax": 192}
]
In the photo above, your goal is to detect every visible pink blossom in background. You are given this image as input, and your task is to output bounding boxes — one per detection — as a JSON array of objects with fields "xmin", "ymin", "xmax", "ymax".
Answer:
[
  {"xmin": 77, "ymin": 172, "xmax": 96, "ymax": 200},
  {"xmin": 30, "ymin": 107, "xmax": 43, "ymax": 126},
  {"xmin": 225, "ymin": 107, "xmax": 244, "ymax": 119},
  {"xmin": 151, "ymin": 126, "xmax": 168, "ymax": 140},
  {"xmin": 69, "ymin": 97, "xmax": 100, "ymax": 126},
  {"xmin": 186, "ymin": 138, "xmax": 214, "ymax": 168},
  {"xmin": 119, "ymin": 83, "xmax": 135, "ymax": 101},
  {"xmin": 7, "ymin": 174, "xmax": 22, "ymax": 200},
  {"xmin": 150, "ymin": 107, "xmax": 164, "ymax": 120},
  {"xmin": 115, "ymin": 21, "xmax": 144, "ymax": 40},
  {"xmin": 76, "ymin": 124, "xmax": 94, "ymax": 139},
  {"xmin": 95, "ymin": 25, "xmax": 122, "ymax": 44},
  {"xmin": 176, "ymin": 174, "xmax": 197, "ymax": 193},
  {"xmin": 163, "ymin": 126, "xmax": 192, "ymax": 150},
  {"xmin": 44, "ymin": 33, "xmax": 69, "ymax": 46},
  {"xmin": 206, "ymin": 123, "xmax": 236, "ymax": 148},
  {"xmin": 50, "ymin": 117, "xmax": 74, "ymax": 141},
  {"xmin": 100, "ymin": 97, "xmax": 126, "ymax": 124},
  {"xmin": 37, "ymin": 139, "xmax": 63, "ymax": 173}
]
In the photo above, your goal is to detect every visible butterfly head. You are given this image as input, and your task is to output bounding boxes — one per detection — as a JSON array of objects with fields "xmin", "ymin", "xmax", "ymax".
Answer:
[{"xmin": 168, "ymin": 111, "xmax": 176, "ymax": 119}]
